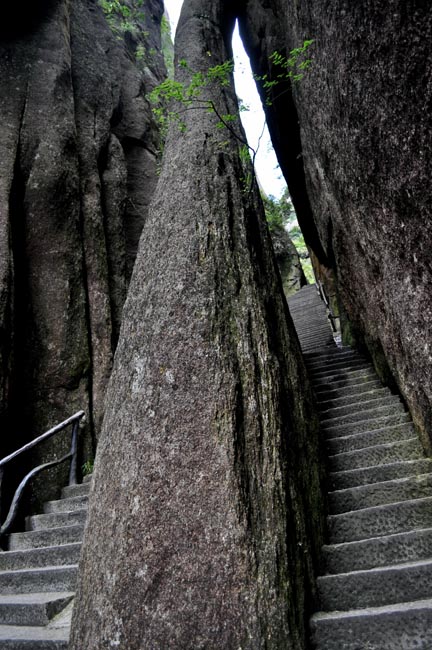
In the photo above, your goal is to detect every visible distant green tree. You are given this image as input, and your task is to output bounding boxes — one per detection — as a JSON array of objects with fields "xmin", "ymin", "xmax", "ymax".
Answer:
[
  {"xmin": 261, "ymin": 188, "xmax": 296, "ymax": 232},
  {"xmin": 262, "ymin": 189, "xmax": 315, "ymax": 283}
]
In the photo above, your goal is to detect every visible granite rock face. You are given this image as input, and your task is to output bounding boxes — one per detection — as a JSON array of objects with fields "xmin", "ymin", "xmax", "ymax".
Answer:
[
  {"xmin": 0, "ymin": 0, "xmax": 165, "ymax": 506},
  {"xmin": 69, "ymin": 0, "xmax": 326, "ymax": 647},
  {"xmin": 240, "ymin": 0, "xmax": 432, "ymax": 448},
  {"xmin": 271, "ymin": 226, "xmax": 307, "ymax": 297}
]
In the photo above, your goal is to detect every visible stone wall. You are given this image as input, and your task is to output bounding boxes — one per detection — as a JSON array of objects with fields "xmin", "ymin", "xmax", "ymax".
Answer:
[{"xmin": 0, "ymin": 0, "xmax": 165, "ymax": 507}]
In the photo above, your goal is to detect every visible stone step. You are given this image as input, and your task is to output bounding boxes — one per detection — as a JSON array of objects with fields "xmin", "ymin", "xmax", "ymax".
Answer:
[
  {"xmin": 303, "ymin": 347, "xmax": 354, "ymax": 361},
  {"xmin": 320, "ymin": 395, "xmax": 400, "ymax": 422},
  {"xmin": 290, "ymin": 289, "xmax": 320, "ymax": 297},
  {"xmin": 300, "ymin": 342, "xmax": 332, "ymax": 354},
  {"xmin": 313, "ymin": 371, "xmax": 377, "ymax": 390},
  {"xmin": 0, "ymin": 624, "xmax": 68, "ymax": 648},
  {"xmin": 82, "ymin": 473, "xmax": 93, "ymax": 484},
  {"xmin": 315, "ymin": 379, "xmax": 382, "ymax": 400},
  {"xmin": 290, "ymin": 296, "xmax": 324, "ymax": 306},
  {"xmin": 329, "ymin": 473, "xmax": 432, "ymax": 514},
  {"xmin": 317, "ymin": 387, "xmax": 390, "ymax": 410},
  {"xmin": 8, "ymin": 526, "xmax": 85, "ymax": 552},
  {"xmin": 290, "ymin": 295, "xmax": 323, "ymax": 304},
  {"xmin": 0, "ymin": 545, "xmax": 82, "ymax": 572},
  {"xmin": 328, "ymin": 438, "xmax": 423, "ymax": 473},
  {"xmin": 61, "ymin": 482, "xmax": 90, "ymax": 499},
  {"xmin": 299, "ymin": 334, "xmax": 334, "ymax": 346},
  {"xmin": 330, "ymin": 459, "xmax": 432, "ymax": 490},
  {"xmin": 0, "ymin": 566, "xmax": 77, "ymax": 595},
  {"xmin": 300, "ymin": 338, "xmax": 334, "ymax": 348},
  {"xmin": 291, "ymin": 312, "xmax": 327, "ymax": 320},
  {"xmin": 326, "ymin": 423, "xmax": 415, "ymax": 455},
  {"xmin": 298, "ymin": 325, "xmax": 333, "ymax": 334},
  {"xmin": 294, "ymin": 319, "xmax": 331, "ymax": 328},
  {"xmin": 310, "ymin": 598, "xmax": 432, "ymax": 650},
  {"xmin": 301, "ymin": 340, "xmax": 334, "ymax": 351},
  {"xmin": 292, "ymin": 317, "xmax": 329, "ymax": 325},
  {"xmin": 306, "ymin": 353, "xmax": 361, "ymax": 371},
  {"xmin": 43, "ymin": 496, "xmax": 88, "ymax": 514},
  {"xmin": 26, "ymin": 511, "xmax": 87, "ymax": 532},
  {"xmin": 323, "ymin": 528, "xmax": 432, "ymax": 574},
  {"xmin": 323, "ymin": 412, "xmax": 411, "ymax": 438},
  {"xmin": 290, "ymin": 303, "xmax": 326, "ymax": 311},
  {"xmin": 328, "ymin": 496, "xmax": 432, "ymax": 543},
  {"xmin": 310, "ymin": 361, "xmax": 372, "ymax": 380},
  {"xmin": 312, "ymin": 366, "xmax": 375, "ymax": 384},
  {"xmin": 321, "ymin": 402, "xmax": 404, "ymax": 428},
  {"xmin": 296, "ymin": 322, "xmax": 331, "ymax": 331},
  {"xmin": 289, "ymin": 293, "xmax": 320, "ymax": 303},
  {"xmin": 294, "ymin": 323, "xmax": 330, "ymax": 331},
  {"xmin": 318, "ymin": 558, "xmax": 432, "ymax": 611},
  {"xmin": 292, "ymin": 313, "xmax": 330, "ymax": 322},
  {"xmin": 291, "ymin": 316, "xmax": 327, "ymax": 323},
  {"xmin": 0, "ymin": 592, "xmax": 74, "ymax": 627},
  {"xmin": 292, "ymin": 316, "xmax": 329, "ymax": 325}
]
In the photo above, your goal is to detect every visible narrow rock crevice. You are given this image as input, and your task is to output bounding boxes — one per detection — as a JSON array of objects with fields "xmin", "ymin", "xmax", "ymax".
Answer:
[{"xmin": 237, "ymin": 6, "xmax": 329, "ymax": 266}]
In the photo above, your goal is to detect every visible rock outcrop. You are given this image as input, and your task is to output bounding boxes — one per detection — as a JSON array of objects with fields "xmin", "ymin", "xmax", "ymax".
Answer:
[
  {"xmin": 0, "ymin": 0, "xmax": 165, "ymax": 506},
  {"xmin": 271, "ymin": 225, "xmax": 307, "ymax": 297},
  {"xmin": 69, "ymin": 0, "xmax": 326, "ymax": 647},
  {"xmin": 240, "ymin": 1, "xmax": 432, "ymax": 449}
]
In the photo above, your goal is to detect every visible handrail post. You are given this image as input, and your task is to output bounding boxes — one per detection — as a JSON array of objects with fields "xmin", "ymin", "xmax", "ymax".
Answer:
[{"xmin": 68, "ymin": 420, "xmax": 80, "ymax": 486}]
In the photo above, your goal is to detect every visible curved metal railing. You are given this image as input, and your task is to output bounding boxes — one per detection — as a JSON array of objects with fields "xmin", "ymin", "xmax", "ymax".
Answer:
[{"xmin": 0, "ymin": 410, "xmax": 85, "ymax": 538}]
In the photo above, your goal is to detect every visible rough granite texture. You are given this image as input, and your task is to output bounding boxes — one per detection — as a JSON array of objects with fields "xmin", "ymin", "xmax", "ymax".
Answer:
[
  {"xmin": 0, "ymin": 0, "xmax": 165, "ymax": 507},
  {"xmin": 270, "ymin": 226, "xmax": 307, "ymax": 298},
  {"xmin": 240, "ymin": 0, "xmax": 432, "ymax": 449},
  {"xmin": 69, "ymin": 1, "xmax": 326, "ymax": 648}
]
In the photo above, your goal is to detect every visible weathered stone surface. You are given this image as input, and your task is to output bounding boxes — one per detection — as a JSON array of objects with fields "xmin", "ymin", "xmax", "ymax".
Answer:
[
  {"xmin": 238, "ymin": 2, "xmax": 328, "ymax": 265},
  {"xmin": 270, "ymin": 225, "xmax": 307, "ymax": 297},
  {"xmin": 0, "ymin": 0, "xmax": 165, "ymax": 507},
  {"xmin": 69, "ymin": 1, "xmax": 326, "ymax": 648},
  {"xmin": 240, "ymin": 1, "xmax": 432, "ymax": 449}
]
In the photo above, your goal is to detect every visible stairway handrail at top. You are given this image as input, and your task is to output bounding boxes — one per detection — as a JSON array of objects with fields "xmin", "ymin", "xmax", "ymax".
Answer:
[{"xmin": 0, "ymin": 410, "xmax": 85, "ymax": 539}]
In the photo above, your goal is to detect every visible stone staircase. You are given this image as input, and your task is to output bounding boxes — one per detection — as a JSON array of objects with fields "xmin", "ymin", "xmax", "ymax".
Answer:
[
  {"xmin": 0, "ymin": 474, "xmax": 91, "ymax": 649},
  {"xmin": 289, "ymin": 284, "xmax": 432, "ymax": 649}
]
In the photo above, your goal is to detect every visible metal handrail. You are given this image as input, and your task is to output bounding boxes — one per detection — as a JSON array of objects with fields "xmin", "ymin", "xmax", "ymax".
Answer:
[{"xmin": 0, "ymin": 410, "xmax": 85, "ymax": 538}]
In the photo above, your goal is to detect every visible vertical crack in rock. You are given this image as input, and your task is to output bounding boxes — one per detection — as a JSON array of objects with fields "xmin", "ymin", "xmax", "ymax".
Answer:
[
  {"xmin": 70, "ymin": 0, "xmax": 117, "ymax": 436},
  {"xmin": 70, "ymin": 1, "xmax": 326, "ymax": 648},
  {"xmin": 237, "ymin": 0, "xmax": 328, "ymax": 265}
]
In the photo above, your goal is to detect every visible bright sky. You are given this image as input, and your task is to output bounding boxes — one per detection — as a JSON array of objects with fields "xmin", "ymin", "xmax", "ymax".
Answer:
[{"xmin": 163, "ymin": 0, "xmax": 285, "ymax": 198}]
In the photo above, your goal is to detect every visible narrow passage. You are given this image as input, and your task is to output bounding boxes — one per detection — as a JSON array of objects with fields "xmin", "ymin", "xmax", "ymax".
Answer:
[{"xmin": 289, "ymin": 284, "xmax": 432, "ymax": 650}]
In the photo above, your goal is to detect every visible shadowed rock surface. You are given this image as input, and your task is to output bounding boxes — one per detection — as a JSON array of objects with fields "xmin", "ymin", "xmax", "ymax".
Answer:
[
  {"xmin": 69, "ymin": 1, "xmax": 326, "ymax": 648},
  {"xmin": 240, "ymin": 0, "xmax": 432, "ymax": 449},
  {"xmin": 0, "ymin": 0, "xmax": 165, "ymax": 507}
]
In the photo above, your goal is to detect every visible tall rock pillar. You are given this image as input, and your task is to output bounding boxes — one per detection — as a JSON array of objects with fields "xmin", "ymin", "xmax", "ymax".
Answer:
[{"xmin": 70, "ymin": 1, "xmax": 325, "ymax": 648}]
